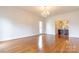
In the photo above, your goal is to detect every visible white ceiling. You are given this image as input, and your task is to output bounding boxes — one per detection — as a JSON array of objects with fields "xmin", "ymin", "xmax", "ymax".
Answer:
[{"xmin": 18, "ymin": 6, "xmax": 79, "ymax": 18}]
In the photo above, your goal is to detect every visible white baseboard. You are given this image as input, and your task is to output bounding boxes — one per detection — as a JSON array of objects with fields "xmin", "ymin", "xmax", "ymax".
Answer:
[
  {"xmin": 0, "ymin": 33, "xmax": 79, "ymax": 41},
  {"xmin": 0, "ymin": 33, "xmax": 46, "ymax": 41}
]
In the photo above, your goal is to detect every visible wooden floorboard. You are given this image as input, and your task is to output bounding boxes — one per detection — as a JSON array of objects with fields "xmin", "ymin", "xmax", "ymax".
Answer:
[{"xmin": 0, "ymin": 34, "xmax": 79, "ymax": 53}]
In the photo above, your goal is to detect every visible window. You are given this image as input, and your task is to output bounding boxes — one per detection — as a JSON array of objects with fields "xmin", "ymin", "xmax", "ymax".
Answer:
[
  {"xmin": 38, "ymin": 21, "xmax": 43, "ymax": 50},
  {"xmin": 39, "ymin": 21, "xmax": 43, "ymax": 34}
]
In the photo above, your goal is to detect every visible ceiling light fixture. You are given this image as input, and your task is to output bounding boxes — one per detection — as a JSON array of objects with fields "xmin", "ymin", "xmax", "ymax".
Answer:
[{"xmin": 41, "ymin": 6, "xmax": 50, "ymax": 17}]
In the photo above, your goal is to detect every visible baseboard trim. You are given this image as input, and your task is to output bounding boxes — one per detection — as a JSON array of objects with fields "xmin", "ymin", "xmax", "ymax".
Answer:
[
  {"xmin": 1, "ymin": 33, "xmax": 79, "ymax": 41},
  {"xmin": 0, "ymin": 33, "xmax": 46, "ymax": 41}
]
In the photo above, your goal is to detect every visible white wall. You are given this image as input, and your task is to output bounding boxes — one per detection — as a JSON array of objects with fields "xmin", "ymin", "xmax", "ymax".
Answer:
[
  {"xmin": 1, "ymin": 7, "xmax": 79, "ymax": 41},
  {"xmin": 0, "ymin": 7, "xmax": 44, "ymax": 41},
  {"xmin": 46, "ymin": 10, "xmax": 79, "ymax": 38}
]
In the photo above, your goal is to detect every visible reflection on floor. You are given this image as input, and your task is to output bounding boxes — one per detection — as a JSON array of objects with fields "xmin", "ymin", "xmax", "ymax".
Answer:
[{"xmin": 0, "ymin": 34, "xmax": 79, "ymax": 53}]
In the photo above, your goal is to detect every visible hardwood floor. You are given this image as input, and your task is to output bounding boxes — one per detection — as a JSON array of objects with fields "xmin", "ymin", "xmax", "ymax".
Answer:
[{"xmin": 0, "ymin": 34, "xmax": 79, "ymax": 53}]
